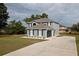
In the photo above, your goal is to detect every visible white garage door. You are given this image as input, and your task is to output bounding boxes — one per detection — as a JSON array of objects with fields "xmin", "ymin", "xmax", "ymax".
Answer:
[
  {"xmin": 33, "ymin": 29, "xmax": 38, "ymax": 36},
  {"xmin": 42, "ymin": 29, "xmax": 46, "ymax": 37}
]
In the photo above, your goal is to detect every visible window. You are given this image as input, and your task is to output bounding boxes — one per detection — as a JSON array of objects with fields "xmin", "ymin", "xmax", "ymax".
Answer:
[
  {"xmin": 33, "ymin": 23, "xmax": 36, "ymax": 26},
  {"xmin": 50, "ymin": 22, "xmax": 51, "ymax": 25},
  {"xmin": 43, "ymin": 22, "xmax": 47, "ymax": 25},
  {"xmin": 27, "ymin": 24, "xmax": 31, "ymax": 27}
]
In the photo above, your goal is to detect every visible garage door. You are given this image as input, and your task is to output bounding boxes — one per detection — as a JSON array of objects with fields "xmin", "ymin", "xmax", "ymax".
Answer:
[
  {"xmin": 47, "ymin": 30, "xmax": 52, "ymax": 37},
  {"xmin": 42, "ymin": 29, "xmax": 46, "ymax": 37},
  {"xmin": 33, "ymin": 29, "xmax": 38, "ymax": 36}
]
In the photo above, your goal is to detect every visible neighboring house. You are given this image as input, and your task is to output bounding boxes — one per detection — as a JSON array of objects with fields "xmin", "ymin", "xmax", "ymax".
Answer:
[
  {"xmin": 59, "ymin": 25, "xmax": 68, "ymax": 33},
  {"xmin": 26, "ymin": 18, "xmax": 59, "ymax": 38}
]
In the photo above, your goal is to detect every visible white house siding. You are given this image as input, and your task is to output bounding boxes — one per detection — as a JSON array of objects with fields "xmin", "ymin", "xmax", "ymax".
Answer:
[
  {"xmin": 54, "ymin": 23, "xmax": 59, "ymax": 36},
  {"xmin": 51, "ymin": 23, "xmax": 59, "ymax": 36},
  {"xmin": 48, "ymin": 22, "xmax": 50, "ymax": 26},
  {"xmin": 52, "ymin": 30, "xmax": 54, "ymax": 36}
]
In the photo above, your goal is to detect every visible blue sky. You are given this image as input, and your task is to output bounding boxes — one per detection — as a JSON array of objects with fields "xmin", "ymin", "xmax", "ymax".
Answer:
[{"xmin": 5, "ymin": 3, "xmax": 79, "ymax": 27}]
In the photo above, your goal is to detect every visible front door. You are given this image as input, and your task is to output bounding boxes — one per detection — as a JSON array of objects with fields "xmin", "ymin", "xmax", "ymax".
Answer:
[{"xmin": 47, "ymin": 30, "xmax": 52, "ymax": 37}]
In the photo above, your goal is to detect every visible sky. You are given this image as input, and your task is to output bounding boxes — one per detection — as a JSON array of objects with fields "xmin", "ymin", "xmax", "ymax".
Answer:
[{"xmin": 5, "ymin": 3, "xmax": 79, "ymax": 27}]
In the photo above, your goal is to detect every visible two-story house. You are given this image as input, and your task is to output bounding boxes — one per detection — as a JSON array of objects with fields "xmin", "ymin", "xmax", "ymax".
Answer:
[{"xmin": 26, "ymin": 18, "xmax": 59, "ymax": 38}]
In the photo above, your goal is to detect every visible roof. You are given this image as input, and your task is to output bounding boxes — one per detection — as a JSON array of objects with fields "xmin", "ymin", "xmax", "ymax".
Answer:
[
  {"xmin": 33, "ymin": 18, "xmax": 52, "ymax": 22},
  {"xmin": 27, "ymin": 18, "xmax": 59, "ymax": 24},
  {"xmin": 27, "ymin": 24, "xmax": 54, "ymax": 30},
  {"xmin": 59, "ymin": 25, "xmax": 67, "ymax": 27}
]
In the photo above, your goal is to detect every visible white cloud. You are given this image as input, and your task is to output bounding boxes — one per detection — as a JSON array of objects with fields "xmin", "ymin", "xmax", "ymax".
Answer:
[{"xmin": 5, "ymin": 3, "xmax": 79, "ymax": 26}]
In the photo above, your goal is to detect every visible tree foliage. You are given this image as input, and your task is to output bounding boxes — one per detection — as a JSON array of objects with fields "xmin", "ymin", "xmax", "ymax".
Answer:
[
  {"xmin": 24, "ymin": 13, "xmax": 48, "ymax": 23},
  {"xmin": 5, "ymin": 20, "xmax": 26, "ymax": 34},
  {"xmin": 24, "ymin": 18, "xmax": 32, "ymax": 23},
  {"xmin": 0, "ymin": 3, "xmax": 9, "ymax": 28},
  {"xmin": 71, "ymin": 23, "xmax": 79, "ymax": 32},
  {"xmin": 41, "ymin": 13, "xmax": 48, "ymax": 18}
]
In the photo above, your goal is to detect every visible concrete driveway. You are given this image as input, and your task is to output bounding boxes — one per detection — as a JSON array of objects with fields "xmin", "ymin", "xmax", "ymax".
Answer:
[{"xmin": 4, "ymin": 36, "xmax": 77, "ymax": 56}]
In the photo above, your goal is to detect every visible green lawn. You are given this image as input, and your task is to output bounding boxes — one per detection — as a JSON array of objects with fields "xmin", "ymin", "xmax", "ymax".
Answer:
[
  {"xmin": 0, "ymin": 35, "xmax": 44, "ymax": 56},
  {"xmin": 60, "ymin": 33, "xmax": 79, "ymax": 56}
]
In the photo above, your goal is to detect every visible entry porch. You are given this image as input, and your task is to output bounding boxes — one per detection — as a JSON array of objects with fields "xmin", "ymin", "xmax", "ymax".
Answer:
[{"xmin": 27, "ymin": 29, "xmax": 55, "ymax": 38}]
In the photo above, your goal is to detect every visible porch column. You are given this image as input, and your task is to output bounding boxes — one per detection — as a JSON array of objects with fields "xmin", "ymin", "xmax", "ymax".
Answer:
[
  {"xmin": 30, "ymin": 30, "xmax": 33, "ymax": 36},
  {"xmin": 48, "ymin": 22, "xmax": 50, "ymax": 26},
  {"xmin": 39, "ymin": 30, "xmax": 42, "ymax": 37},
  {"xmin": 45, "ymin": 30, "xmax": 47, "ymax": 37},
  {"xmin": 52, "ymin": 30, "xmax": 54, "ymax": 36}
]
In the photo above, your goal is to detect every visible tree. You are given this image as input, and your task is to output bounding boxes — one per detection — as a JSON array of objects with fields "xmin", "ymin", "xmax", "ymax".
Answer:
[
  {"xmin": 0, "ymin": 3, "xmax": 9, "ymax": 28},
  {"xmin": 41, "ymin": 13, "xmax": 48, "ymax": 18},
  {"xmin": 4, "ymin": 20, "xmax": 15, "ymax": 34},
  {"xmin": 31, "ymin": 14, "xmax": 35, "ymax": 19},
  {"xmin": 76, "ymin": 23, "xmax": 79, "ymax": 32},
  {"xmin": 14, "ymin": 21, "xmax": 26, "ymax": 34},
  {"xmin": 71, "ymin": 24, "xmax": 77, "ymax": 31},
  {"xmin": 35, "ymin": 14, "xmax": 41, "ymax": 19},
  {"xmin": 0, "ymin": 3, "xmax": 9, "ymax": 34},
  {"xmin": 6, "ymin": 20, "xmax": 25, "ymax": 34},
  {"xmin": 24, "ymin": 13, "xmax": 48, "ymax": 23},
  {"xmin": 71, "ymin": 23, "xmax": 79, "ymax": 32},
  {"xmin": 24, "ymin": 18, "xmax": 32, "ymax": 22}
]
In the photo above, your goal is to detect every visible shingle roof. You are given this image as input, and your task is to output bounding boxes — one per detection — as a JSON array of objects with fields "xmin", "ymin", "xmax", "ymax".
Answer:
[
  {"xmin": 27, "ymin": 24, "xmax": 54, "ymax": 30},
  {"xmin": 33, "ymin": 18, "xmax": 52, "ymax": 22},
  {"xmin": 27, "ymin": 18, "xmax": 59, "ymax": 24}
]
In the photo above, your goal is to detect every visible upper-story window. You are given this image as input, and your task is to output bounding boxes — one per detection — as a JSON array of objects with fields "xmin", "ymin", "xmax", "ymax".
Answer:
[
  {"xmin": 50, "ymin": 22, "xmax": 51, "ymax": 25},
  {"xmin": 27, "ymin": 23, "xmax": 32, "ymax": 27},
  {"xmin": 33, "ymin": 23, "xmax": 36, "ymax": 26},
  {"xmin": 42, "ymin": 22, "xmax": 48, "ymax": 26}
]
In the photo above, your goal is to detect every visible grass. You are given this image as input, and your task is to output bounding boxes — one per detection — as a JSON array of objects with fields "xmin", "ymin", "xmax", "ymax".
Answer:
[
  {"xmin": 60, "ymin": 33, "xmax": 79, "ymax": 56},
  {"xmin": 0, "ymin": 35, "xmax": 44, "ymax": 56}
]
